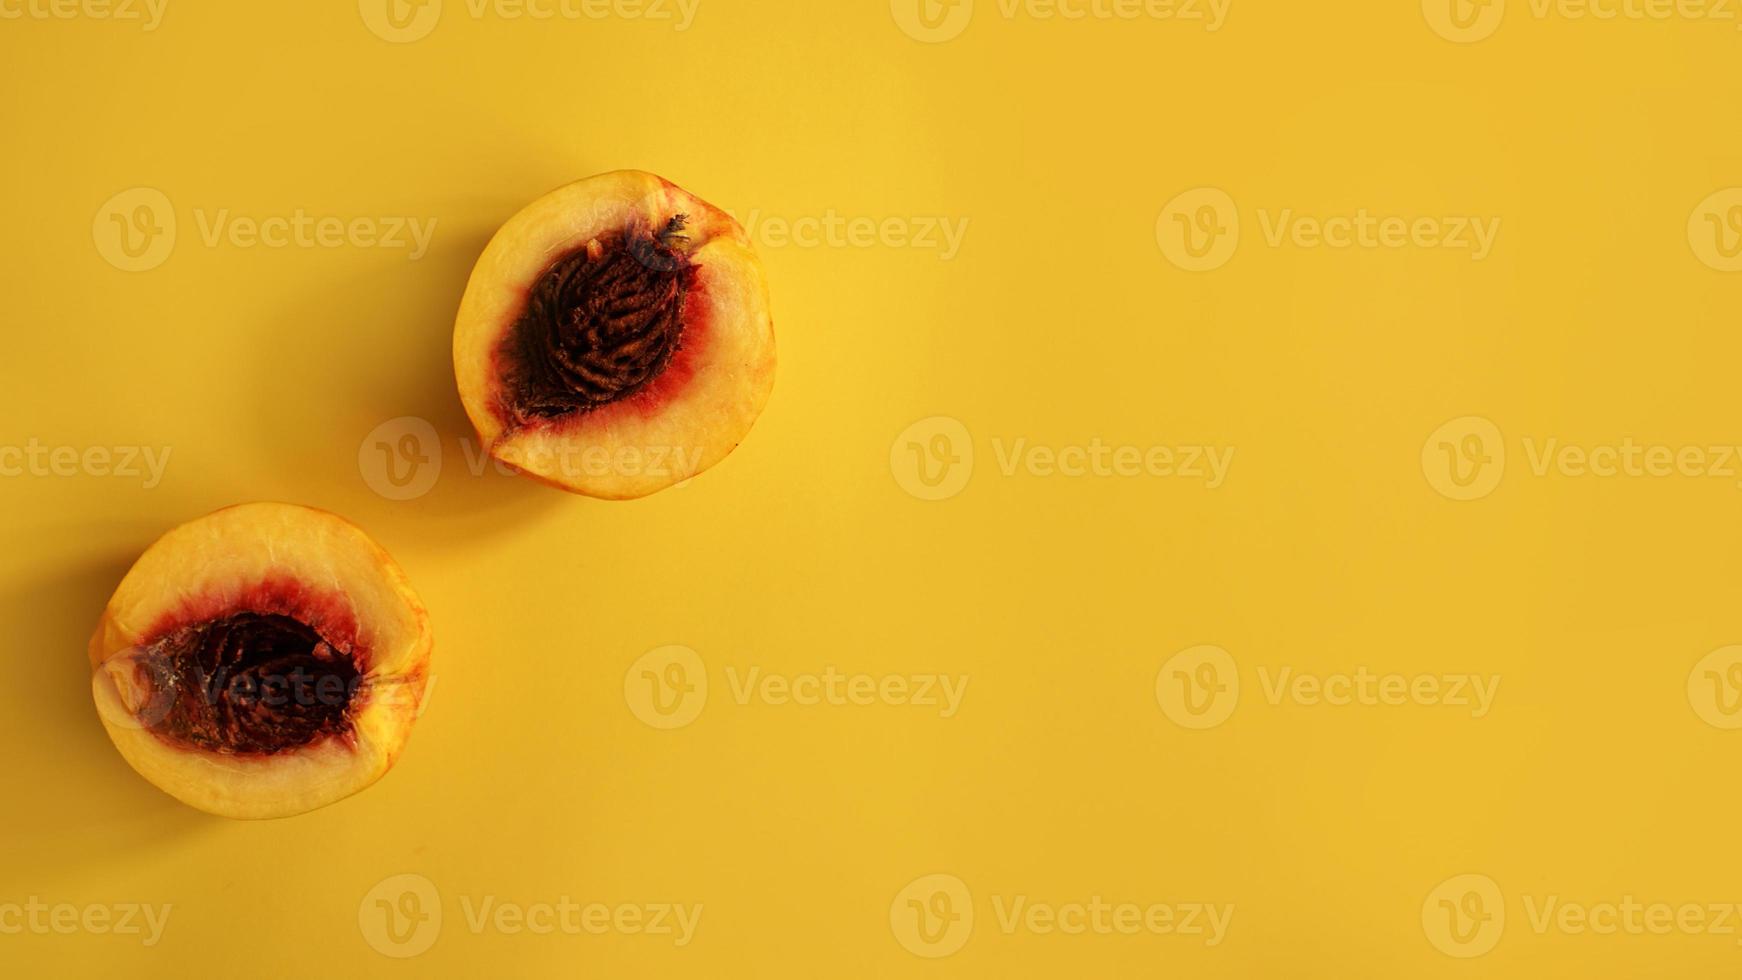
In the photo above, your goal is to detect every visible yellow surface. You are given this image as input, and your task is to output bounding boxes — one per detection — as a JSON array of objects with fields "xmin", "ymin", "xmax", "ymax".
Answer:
[{"xmin": 2, "ymin": 1, "xmax": 1741, "ymax": 976}]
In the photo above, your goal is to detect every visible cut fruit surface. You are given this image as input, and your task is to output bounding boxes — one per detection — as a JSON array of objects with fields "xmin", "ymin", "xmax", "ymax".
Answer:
[
  {"xmin": 89, "ymin": 503, "xmax": 432, "ymax": 819},
  {"xmin": 454, "ymin": 170, "xmax": 776, "ymax": 499}
]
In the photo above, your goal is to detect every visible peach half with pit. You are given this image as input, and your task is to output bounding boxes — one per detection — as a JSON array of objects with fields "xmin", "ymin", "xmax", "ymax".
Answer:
[
  {"xmin": 88, "ymin": 503, "xmax": 432, "ymax": 819},
  {"xmin": 453, "ymin": 170, "xmax": 776, "ymax": 499}
]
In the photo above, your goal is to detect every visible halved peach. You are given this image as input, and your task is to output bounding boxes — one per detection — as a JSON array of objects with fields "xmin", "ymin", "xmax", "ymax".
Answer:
[
  {"xmin": 454, "ymin": 170, "xmax": 776, "ymax": 499},
  {"xmin": 89, "ymin": 503, "xmax": 432, "ymax": 819}
]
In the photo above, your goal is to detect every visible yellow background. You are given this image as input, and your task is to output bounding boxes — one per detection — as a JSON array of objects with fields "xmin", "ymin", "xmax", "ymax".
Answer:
[{"xmin": 3, "ymin": 0, "xmax": 1742, "ymax": 975}]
